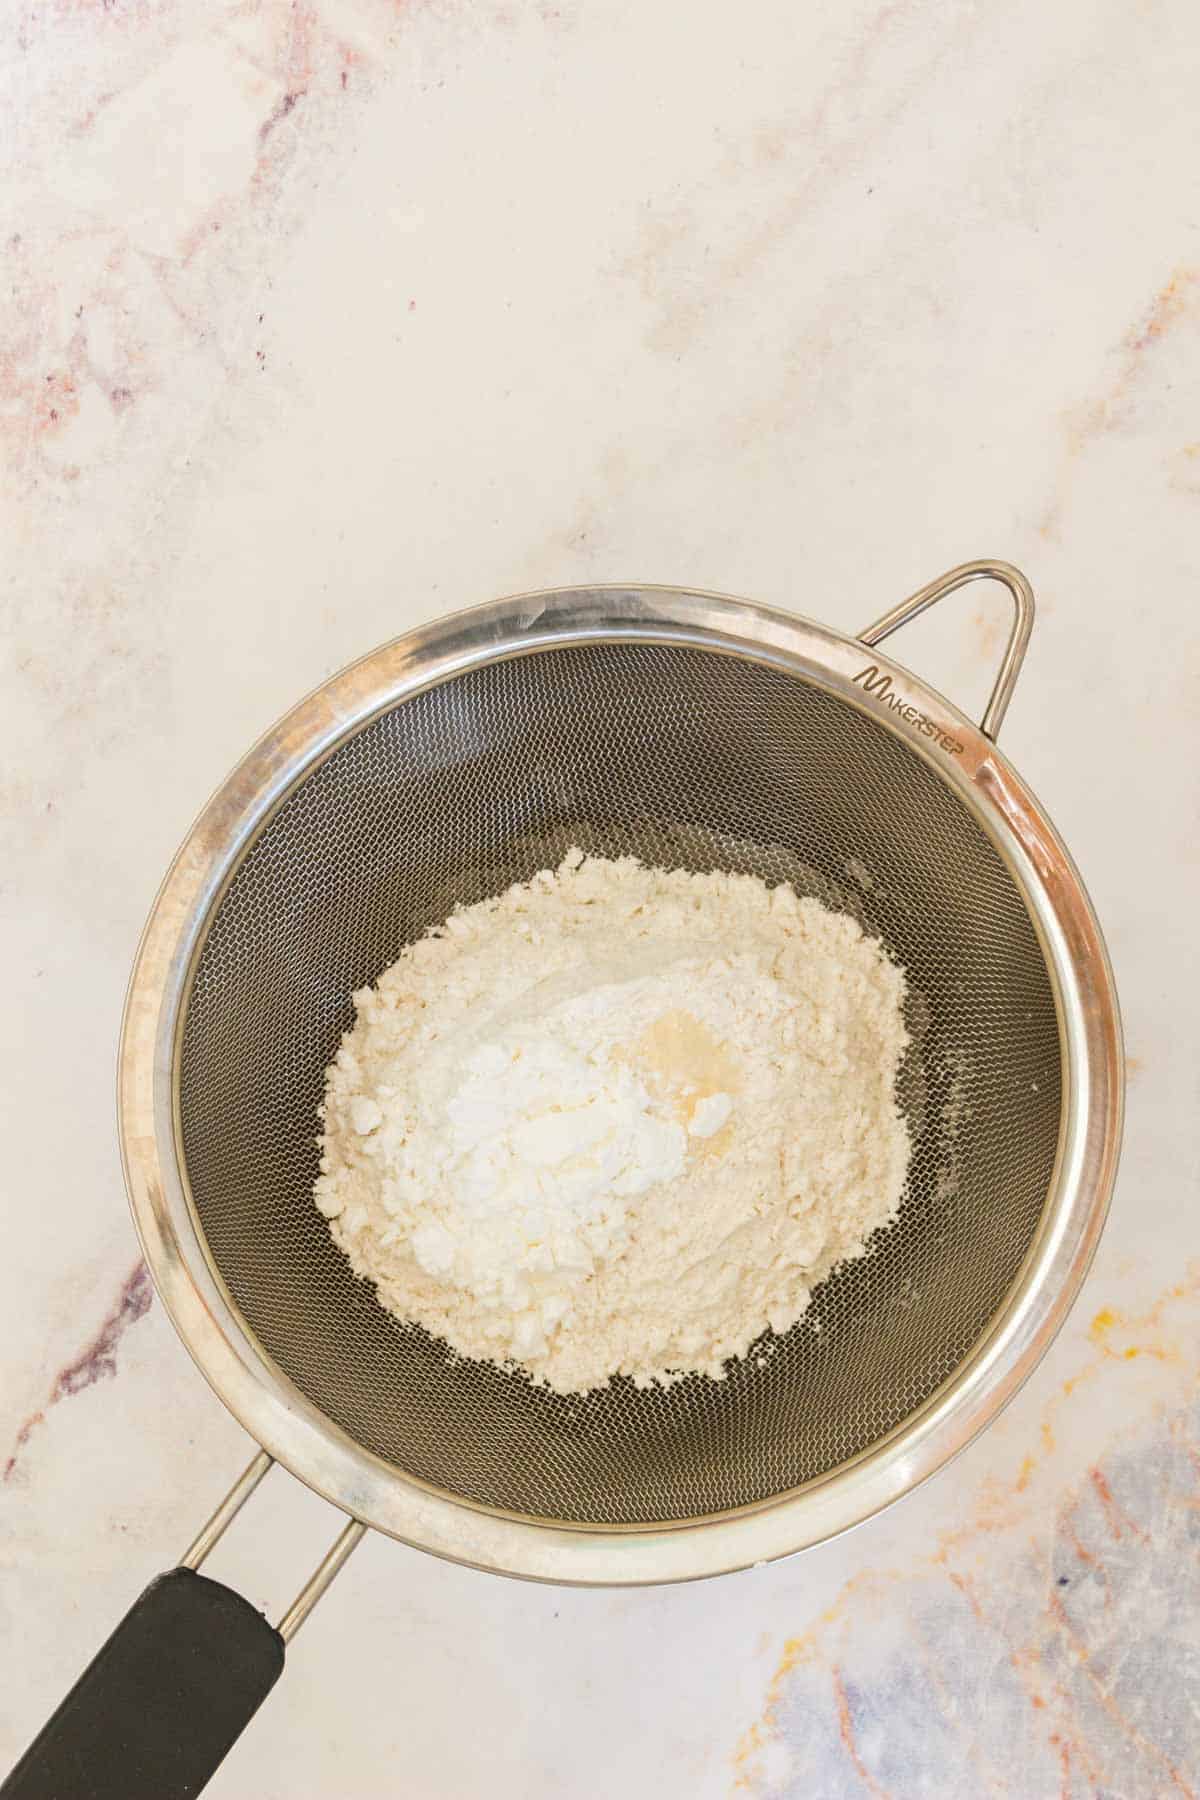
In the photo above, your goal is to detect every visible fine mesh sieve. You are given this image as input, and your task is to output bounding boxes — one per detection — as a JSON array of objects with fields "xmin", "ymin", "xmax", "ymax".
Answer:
[
  {"xmin": 8, "ymin": 572, "xmax": 1122, "ymax": 1799},
  {"xmin": 179, "ymin": 638, "xmax": 1061, "ymax": 1528},
  {"xmin": 115, "ymin": 563, "xmax": 1121, "ymax": 1589}
]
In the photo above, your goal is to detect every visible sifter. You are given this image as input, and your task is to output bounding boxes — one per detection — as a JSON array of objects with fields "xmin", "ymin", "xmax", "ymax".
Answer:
[{"xmin": 3, "ymin": 561, "xmax": 1122, "ymax": 1799}]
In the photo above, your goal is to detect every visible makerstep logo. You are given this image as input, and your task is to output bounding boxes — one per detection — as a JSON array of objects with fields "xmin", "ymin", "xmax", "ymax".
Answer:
[{"xmin": 852, "ymin": 666, "xmax": 965, "ymax": 756}]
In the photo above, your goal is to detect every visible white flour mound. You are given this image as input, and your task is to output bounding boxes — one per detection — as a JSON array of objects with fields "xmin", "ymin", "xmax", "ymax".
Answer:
[{"xmin": 315, "ymin": 850, "xmax": 911, "ymax": 1394}]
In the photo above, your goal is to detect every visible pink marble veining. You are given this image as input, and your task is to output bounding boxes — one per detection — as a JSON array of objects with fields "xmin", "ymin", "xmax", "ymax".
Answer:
[{"xmin": 3, "ymin": 1262, "xmax": 151, "ymax": 1485}]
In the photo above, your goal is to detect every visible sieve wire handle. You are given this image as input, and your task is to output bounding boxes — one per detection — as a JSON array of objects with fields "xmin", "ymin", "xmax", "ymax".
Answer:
[
  {"xmin": 1, "ymin": 1451, "xmax": 366, "ymax": 1800},
  {"xmin": 857, "ymin": 559, "xmax": 1035, "ymax": 740}
]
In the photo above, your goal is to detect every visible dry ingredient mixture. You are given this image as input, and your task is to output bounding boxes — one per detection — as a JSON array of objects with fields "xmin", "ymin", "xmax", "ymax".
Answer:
[{"xmin": 315, "ymin": 851, "xmax": 911, "ymax": 1394}]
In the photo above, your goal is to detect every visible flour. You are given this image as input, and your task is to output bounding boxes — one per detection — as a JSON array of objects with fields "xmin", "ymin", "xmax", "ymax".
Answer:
[{"xmin": 315, "ymin": 850, "xmax": 911, "ymax": 1394}]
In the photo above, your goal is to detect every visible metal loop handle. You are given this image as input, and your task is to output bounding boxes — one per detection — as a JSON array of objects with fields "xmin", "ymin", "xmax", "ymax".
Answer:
[
  {"xmin": 181, "ymin": 1450, "xmax": 366, "ymax": 1643},
  {"xmin": 857, "ymin": 559, "xmax": 1035, "ymax": 741}
]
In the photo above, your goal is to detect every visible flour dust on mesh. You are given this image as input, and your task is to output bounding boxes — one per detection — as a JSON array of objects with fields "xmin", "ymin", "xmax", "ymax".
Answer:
[{"xmin": 314, "ymin": 850, "xmax": 911, "ymax": 1395}]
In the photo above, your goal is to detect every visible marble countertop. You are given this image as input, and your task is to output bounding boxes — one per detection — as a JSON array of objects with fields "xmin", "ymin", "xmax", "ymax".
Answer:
[{"xmin": 3, "ymin": 1, "xmax": 1198, "ymax": 1794}]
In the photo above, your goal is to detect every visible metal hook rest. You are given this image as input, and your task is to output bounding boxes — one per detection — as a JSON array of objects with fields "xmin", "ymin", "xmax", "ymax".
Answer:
[{"xmin": 858, "ymin": 560, "xmax": 1035, "ymax": 741}]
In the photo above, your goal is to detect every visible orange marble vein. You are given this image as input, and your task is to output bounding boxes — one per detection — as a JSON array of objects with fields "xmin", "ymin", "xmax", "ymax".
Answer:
[
  {"xmin": 1088, "ymin": 1297, "xmax": 1185, "ymax": 1369},
  {"xmin": 732, "ymin": 1577, "xmax": 889, "ymax": 1788},
  {"xmin": 730, "ymin": 1264, "xmax": 1200, "ymax": 1791},
  {"xmin": 1043, "ymin": 1577, "xmax": 1197, "ymax": 1799},
  {"xmin": 831, "ymin": 1666, "xmax": 892, "ymax": 1799},
  {"xmin": 1088, "ymin": 1468, "xmax": 1149, "ymax": 1544},
  {"xmin": 1040, "ymin": 267, "xmax": 1199, "ymax": 539}
]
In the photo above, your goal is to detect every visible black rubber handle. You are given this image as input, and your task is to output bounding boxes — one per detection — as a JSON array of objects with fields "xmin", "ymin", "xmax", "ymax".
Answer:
[{"xmin": 1, "ymin": 1567, "xmax": 285, "ymax": 1799}]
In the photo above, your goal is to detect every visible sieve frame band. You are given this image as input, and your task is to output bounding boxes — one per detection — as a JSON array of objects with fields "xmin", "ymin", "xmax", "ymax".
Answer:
[{"xmin": 118, "ymin": 579, "xmax": 1123, "ymax": 1585}]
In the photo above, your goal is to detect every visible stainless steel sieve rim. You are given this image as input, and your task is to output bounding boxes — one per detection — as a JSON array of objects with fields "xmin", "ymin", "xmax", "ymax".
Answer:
[{"xmin": 118, "ymin": 568, "xmax": 1123, "ymax": 1585}]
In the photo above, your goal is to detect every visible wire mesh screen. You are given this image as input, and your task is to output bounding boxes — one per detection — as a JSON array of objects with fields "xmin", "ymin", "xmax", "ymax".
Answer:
[{"xmin": 178, "ymin": 641, "xmax": 1062, "ymax": 1526}]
